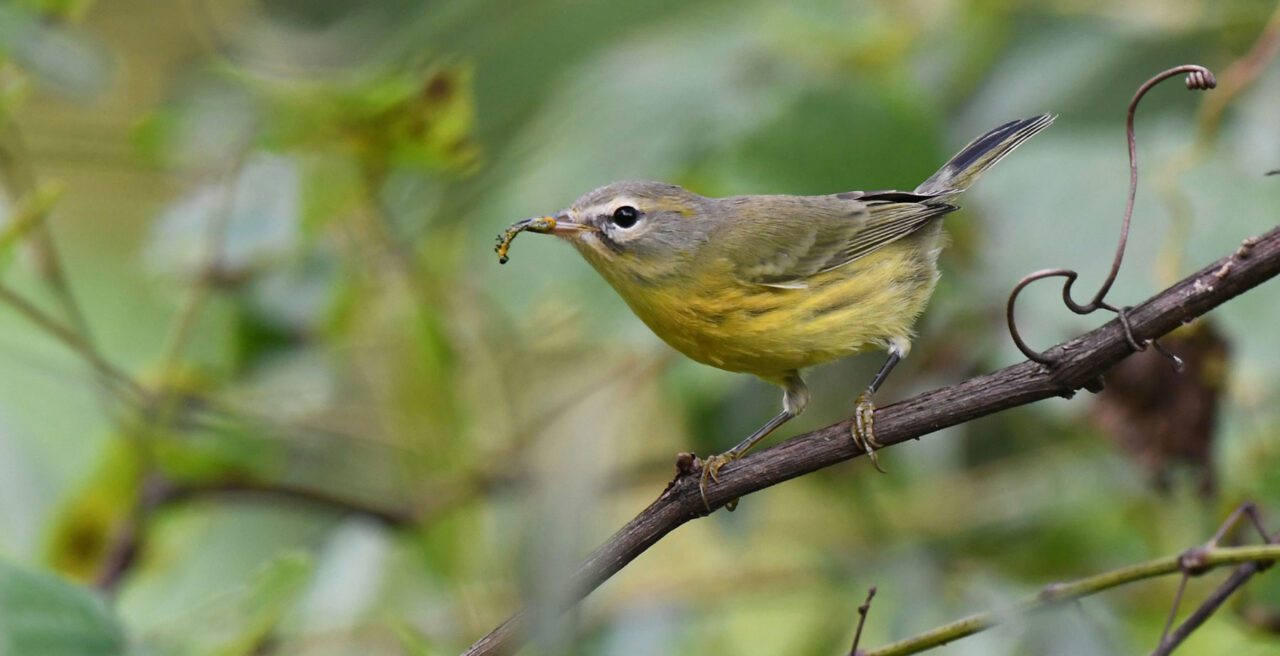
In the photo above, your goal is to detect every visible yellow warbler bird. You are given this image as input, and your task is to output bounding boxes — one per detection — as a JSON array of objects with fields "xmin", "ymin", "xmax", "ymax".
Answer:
[{"xmin": 498, "ymin": 114, "xmax": 1053, "ymax": 501}]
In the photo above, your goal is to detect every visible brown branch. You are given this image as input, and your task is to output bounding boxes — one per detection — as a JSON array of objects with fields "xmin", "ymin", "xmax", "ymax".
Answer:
[
  {"xmin": 94, "ymin": 475, "xmax": 420, "ymax": 593},
  {"xmin": 154, "ymin": 479, "xmax": 419, "ymax": 527},
  {"xmin": 465, "ymin": 225, "xmax": 1280, "ymax": 655},
  {"xmin": 94, "ymin": 476, "xmax": 172, "ymax": 592}
]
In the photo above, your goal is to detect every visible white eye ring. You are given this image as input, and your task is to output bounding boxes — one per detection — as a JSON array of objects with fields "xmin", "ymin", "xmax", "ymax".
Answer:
[{"xmin": 610, "ymin": 205, "xmax": 640, "ymax": 229}]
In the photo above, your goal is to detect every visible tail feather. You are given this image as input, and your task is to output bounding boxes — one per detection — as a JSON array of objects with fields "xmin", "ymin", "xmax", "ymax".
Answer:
[{"xmin": 915, "ymin": 114, "xmax": 1054, "ymax": 197}]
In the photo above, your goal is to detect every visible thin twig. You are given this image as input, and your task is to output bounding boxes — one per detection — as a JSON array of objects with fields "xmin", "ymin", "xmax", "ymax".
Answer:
[
  {"xmin": 1158, "ymin": 575, "xmax": 1192, "ymax": 646},
  {"xmin": 1151, "ymin": 502, "xmax": 1278, "ymax": 656},
  {"xmin": 850, "ymin": 586, "xmax": 877, "ymax": 656},
  {"xmin": 94, "ymin": 474, "xmax": 420, "ymax": 592},
  {"xmin": 96, "ymin": 162, "xmax": 248, "ymax": 593},
  {"xmin": 0, "ymin": 120, "xmax": 110, "ymax": 402},
  {"xmin": 156, "ymin": 479, "xmax": 419, "ymax": 527},
  {"xmin": 1193, "ymin": 3, "xmax": 1280, "ymax": 146},
  {"xmin": 1155, "ymin": 2, "xmax": 1280, "ymax": 283},
  {"xmin": 1, "ymin": 113, "xmax": 142, "ymax": 432},
  {"xmin": 1151, "ymin": 502, "xmax": 1265, "ymax": 643},
  {"xmin": 1152, "ymin": 561, "xmax": 1268, "ymax": 656},
  {"xmin": 465, "ymin": 226, "xmax": 1280, "ymax": 655},
  {"xmin": 862, "ymin": 544, "xmax": 1280, "ymax": 656},
  {"xmin": 0, "ymin": 281, "xmax": 147, "ymax": 402},
  {"xmin": 0, "ymin": 122, "xmax": 93, "ymax": 339},
  {"xmin": 144, "ymin": 160, "xmax": 242, "ymax": 443}
]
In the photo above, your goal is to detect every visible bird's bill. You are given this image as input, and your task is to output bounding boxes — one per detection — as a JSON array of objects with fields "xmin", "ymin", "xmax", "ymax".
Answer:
[{"xmin": 545, "ymin": 214, "xmax": 596, "ymax": 237}]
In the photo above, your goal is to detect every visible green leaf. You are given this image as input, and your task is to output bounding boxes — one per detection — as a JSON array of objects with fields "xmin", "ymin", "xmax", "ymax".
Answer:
[
  {"xmin": 219, "ymin": 553, "xmax": 312, "ymax": 656},
  {"xmin": 145, "ymin": 155, "xmax": 301, "ymax": 280},
  {"xmin": 0, "ymin": 557, "xmax": 126, "ymax": 656},
  {"xmin": 0, "ymin": 4, "xmax": 112, "ymax": 99},
  {"xmin": 135, "ymin": 552, "xmax": 313, "ymax": 656}
]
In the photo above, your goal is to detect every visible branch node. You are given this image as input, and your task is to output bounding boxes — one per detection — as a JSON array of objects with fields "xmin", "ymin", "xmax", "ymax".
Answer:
[
  {"xmin": 674, "ymin": 451, "xmax": 697, "ymax": 476},
  {"xmin": 1154, "ymin": 501, "xmax": 1277, "ymax": 655},
  {"xmin": 1236, "ymin": 236, "xmax": 1259, "ymax": 259},
  {"xmin": 1178, "ymin": 546, "xmax": 1213, "ymax": 576},
  {"xmin": 1038, "ymin": 581, "xmax": 1068, "ymax": 602},
  {"xmin": 849, "ymin": 586, "xmax": 878, "ymax": 656}
]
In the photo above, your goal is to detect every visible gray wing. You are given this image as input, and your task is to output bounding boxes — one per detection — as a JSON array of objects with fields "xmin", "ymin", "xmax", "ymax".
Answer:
[{"xmin": 721, "ymin": 191, "xmax": 956, "ymax": 289}]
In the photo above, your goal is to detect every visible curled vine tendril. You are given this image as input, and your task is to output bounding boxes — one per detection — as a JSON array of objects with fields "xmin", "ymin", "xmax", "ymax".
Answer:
[{"xmin": 1006, "ymin": 65, "xmax": 1217, "ymax": 369}]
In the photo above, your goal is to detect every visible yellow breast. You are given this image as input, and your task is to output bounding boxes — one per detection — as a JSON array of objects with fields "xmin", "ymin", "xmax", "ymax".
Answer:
[{"xmin": 608, "ymin": 230, "xmax": 943, "ymax": 381}]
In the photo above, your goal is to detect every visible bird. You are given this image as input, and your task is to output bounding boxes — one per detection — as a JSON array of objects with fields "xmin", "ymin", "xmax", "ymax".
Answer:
[{"xmin": 497, "ymin": 114, "xmax": 1054, "ymax": 507}]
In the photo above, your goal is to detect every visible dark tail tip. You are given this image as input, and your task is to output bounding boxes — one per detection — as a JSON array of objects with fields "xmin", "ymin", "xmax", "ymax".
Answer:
[
  {"xmin": 947, "ymin": 117, "xmax": 1037, "ymax": 176},
  {"xmin": 916, "ymin": 114, "xmax": 1055, "ymax": 196}
]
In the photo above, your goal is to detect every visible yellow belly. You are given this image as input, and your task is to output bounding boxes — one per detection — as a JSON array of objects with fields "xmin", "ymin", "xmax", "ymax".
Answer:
[{"xmin": 612, "ymin": 230, "xmax": 943, "ymax": 381}]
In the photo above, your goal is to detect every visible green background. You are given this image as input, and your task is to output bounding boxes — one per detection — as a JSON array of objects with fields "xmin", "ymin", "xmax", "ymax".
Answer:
[{"xmin": 1, "ymin": 0, "xmax": 1279, "ymax": 654}]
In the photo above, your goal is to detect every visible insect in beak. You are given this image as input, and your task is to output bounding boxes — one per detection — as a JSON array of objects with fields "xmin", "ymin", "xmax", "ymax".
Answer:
[{"xmin": 495, "ymin": 213, "xmax": 596, "ymax": 263}]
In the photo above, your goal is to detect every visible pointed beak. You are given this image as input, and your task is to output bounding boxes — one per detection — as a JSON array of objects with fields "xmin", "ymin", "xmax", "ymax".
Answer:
[{"xmin": 544, "ymin": 212, "xmax": 595, "ymax": 237}]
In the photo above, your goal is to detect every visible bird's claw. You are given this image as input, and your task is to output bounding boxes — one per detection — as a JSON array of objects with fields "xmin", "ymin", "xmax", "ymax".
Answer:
[
  {"xmin": 853, "ymin": 392, "xmax": 886, "ymax": 473},
  {"xmin": 699, "ymin": 453, "xmax": 740, "ymax": 512}
]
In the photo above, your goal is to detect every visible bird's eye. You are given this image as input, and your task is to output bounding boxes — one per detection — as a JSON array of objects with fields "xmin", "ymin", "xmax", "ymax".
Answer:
[{"xmin": 611, "ymin": 205, "xmax": 640, "ymax": 229}]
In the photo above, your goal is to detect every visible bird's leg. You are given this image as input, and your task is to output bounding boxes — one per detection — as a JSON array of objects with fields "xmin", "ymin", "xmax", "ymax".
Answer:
[
  {"xmin": 853, "ymin": 344, "xmax": 905, "ymax": 473},
  {"xmin": 700, "ymin": 374, "xmax": 807, "ymax": 511},
  {"xmin": 701, "ymin": 411, "xmax": 792, "ymax": 484}
]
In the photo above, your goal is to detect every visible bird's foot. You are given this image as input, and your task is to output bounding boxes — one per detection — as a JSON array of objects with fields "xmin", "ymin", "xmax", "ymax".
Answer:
[
  {"xmin": 699, "ymin": 452, "xmax": 741, "ymax": 512},
  {"xmin": 853, "ymin": 391, "xmax": 886, "ymax": 473}
]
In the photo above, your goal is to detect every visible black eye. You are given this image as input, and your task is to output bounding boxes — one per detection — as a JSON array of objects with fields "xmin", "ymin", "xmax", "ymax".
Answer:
[{"xmin": 611, "ymin": 205, "xmax": 640, "ymax": 228}]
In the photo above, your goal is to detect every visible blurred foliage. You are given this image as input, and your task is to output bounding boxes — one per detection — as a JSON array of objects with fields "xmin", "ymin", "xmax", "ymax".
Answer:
[
  {"xmin": 45, "ymin": 439, "xmax": 141, "ymax": 582},
  {"xmin": 0, "ymin": 555, "xmax": 125, "ymax": 655},
  {"xmin": 137, "ymin": 552, "xmax": 314, "ymax": 656},
  {"xmin": 0, "ymin": 0, "xmax": 1278, "ymax": 655}
]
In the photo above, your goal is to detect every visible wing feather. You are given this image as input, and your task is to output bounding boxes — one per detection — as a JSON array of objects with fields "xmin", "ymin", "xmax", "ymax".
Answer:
[{"xmin": 719, "ymin": 191, "xmax": 955, "ymax": 288}]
